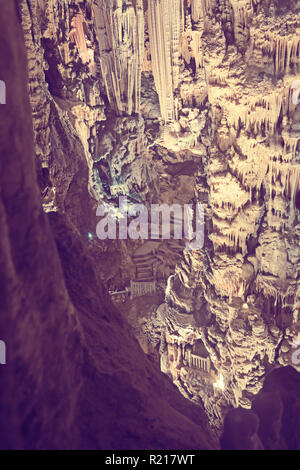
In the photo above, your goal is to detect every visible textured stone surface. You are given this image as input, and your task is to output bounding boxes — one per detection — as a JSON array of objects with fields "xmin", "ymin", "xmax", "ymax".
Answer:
[
  {"xmin": 1, "ymin": 0, "xmax": 300, "ymax": 449},
  {"xmin": 0, "ymin": 0, "xmax": 217, "ymax": 450},
  {"xmin": 149, "ymin": 0, "xmax": 300, "ymax": 427}
]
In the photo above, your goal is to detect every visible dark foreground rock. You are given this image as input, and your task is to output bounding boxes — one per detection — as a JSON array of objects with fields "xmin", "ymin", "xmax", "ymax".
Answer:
[{"xmin": 0, "ymin": 0, "xmax": 217, "ymax": 450}]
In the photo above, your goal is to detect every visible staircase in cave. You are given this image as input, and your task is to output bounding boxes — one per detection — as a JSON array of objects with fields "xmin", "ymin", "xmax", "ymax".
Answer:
[
  {"xmin": 133, "ymin": 252, "xmax": 155, "ymax": 281},
  {"xmin": 132, "ymin": 211, "xmax": 185, "ymax": 282}
]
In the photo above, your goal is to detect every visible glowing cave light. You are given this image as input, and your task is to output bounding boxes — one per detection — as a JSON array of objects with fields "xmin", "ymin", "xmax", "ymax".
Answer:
[
  {"xmin": 165, "ymin": 274, "xmax": 175, "ymax": 301},
  {"xmin": 0, "ymin": 80, "xmax": 6, "ymax": 104},
  {"xmin": 213, "ymin": 374, "xmax": 225, "ymax": 391}
]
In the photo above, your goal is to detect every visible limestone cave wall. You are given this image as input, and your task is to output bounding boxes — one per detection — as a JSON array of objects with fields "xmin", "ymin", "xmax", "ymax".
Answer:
[{"xmin": 1, "ymin": 0, "xmax": 300, "ymax": 449}]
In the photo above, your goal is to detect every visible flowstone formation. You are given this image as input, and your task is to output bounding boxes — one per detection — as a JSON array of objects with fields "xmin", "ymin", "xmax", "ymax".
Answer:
[
  {"xmin": 147, "ymin": 0, "xmax": 300, "ymax": 427},
  {"xmin": 19, "ymin": 0, "xmax": 300, "ymax": 434}
]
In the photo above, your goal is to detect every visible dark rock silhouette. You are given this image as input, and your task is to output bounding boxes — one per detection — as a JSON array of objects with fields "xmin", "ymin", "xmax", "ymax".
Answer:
[{"xmin": 0, "ymin": 0, "xmax": 216, "ymax": 450}]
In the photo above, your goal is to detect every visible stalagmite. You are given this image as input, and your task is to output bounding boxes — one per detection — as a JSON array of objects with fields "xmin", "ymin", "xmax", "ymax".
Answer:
[{"xmin": 92, "ymin": 0, "xmax": 144, "ymax": 115}]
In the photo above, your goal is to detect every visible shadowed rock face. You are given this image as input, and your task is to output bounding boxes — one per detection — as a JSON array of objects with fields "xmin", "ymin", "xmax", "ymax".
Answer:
[
  {"xmin": 252, "ymin": 366, "xmax": 300, "ymax": 450},
  {"xmin": 220, "ymin": 408, "xmax": 263, "ymax": 450},
  {"xmin": 1, "ymin": 0, "xmax": 300, "ymax": 451},
  {"xmin": 221, "ymin": 366, "xmax": 300, "ymax": 450},
  {"xmin": 0, "ymin": 0, "xmax": 217, "ymax": 450}
]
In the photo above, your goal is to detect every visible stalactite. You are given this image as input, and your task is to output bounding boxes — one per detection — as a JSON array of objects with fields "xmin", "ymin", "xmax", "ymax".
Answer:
[
  {"xmin": 275, "ymin": 35, "xmax": 300, "ymax": 75},
  {"xmin": 286, "ymin": 166, "xmax": 300, "ymax": 208},
  {"xmin": 250, "ymin": 28, "xmax": 300, "ymax": 75},
  {"xmin": 282, "ymin": 136, "xmax": 299, "ymax": 162},
  {"xmin": 228, "ymin": 85, "xmax": 296, "ymax": 137},
  {"xmin": 92, "ymin": 0, "xmax": 144, "ymax": 115},
  {"xmin": 148, "ymin": 0, "xmax": 184, "ymax": 122},
  {"xmin": 191, "ymin": 0, "xmax": 203, "ymax": 22},
  {"xmin": 230, "ymin": 0, "xmax": 253, "ymax": 43},
  {"xmin": 70, "ymin": 11, "xmax": 89, "ymax": 64},
  {"xmin": 266, "ymin": 141, "xmax": 300, "ymax": 230},
  {"xmin": 212, "ymin": 269, "xmax": 247, "ymax": 298},
  {"xmin": 191, "ymin": 0, "xmax": 215, "ymax": 20},
  {"xmin": 256, "ymin": 276, "xmax": 295, "ymax": 307},
  {"xmin": 230, "ymin": 137, "xmax": 270, "ymax": 191},
  {"xmin": 181, "ymin": 31, "xmax": 203, "ymax": 70}
]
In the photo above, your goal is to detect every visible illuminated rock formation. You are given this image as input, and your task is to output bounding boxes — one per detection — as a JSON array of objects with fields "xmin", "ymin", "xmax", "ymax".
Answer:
[
  {"xmin": 160, "ymin": 0, "xmax": 300, "ymax": 426},
  {"xmin": 12, "ymin": 0, "xmax": 300, "ymax": 446},
  {"xmin": 92, "ymin": 0, "xmax": 144, "ymax": 115},
  {"xmin": 0, "ymin": 0, "xmax": 218, "ymax": 450},
  {"xmin": 148, "ymin": 0, "xmax": 184, "ymax": 122},
  {"xmin": 70, "ymin": 11, "xmax": 89, "ymax": 63},
  {"xmin": 69, "ymin": 8, "xmax": 96, "ymax": 72}
]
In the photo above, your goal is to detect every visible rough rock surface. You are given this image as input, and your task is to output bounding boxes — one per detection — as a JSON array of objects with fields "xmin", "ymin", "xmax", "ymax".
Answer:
[
  {"xmin": 221, "ymin": 366, "xmax": 300, "ymax": 449},
  {"xmin": 0, "ymin": 0, "xmax": 217, "ymax": 450},
  {"xmin": 158, "ymin": 0, "xmax": 300, "ymax": 427},
  {"xmin": 1, "ymin": 0, "xmax": 300, "ymax": 449}
]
